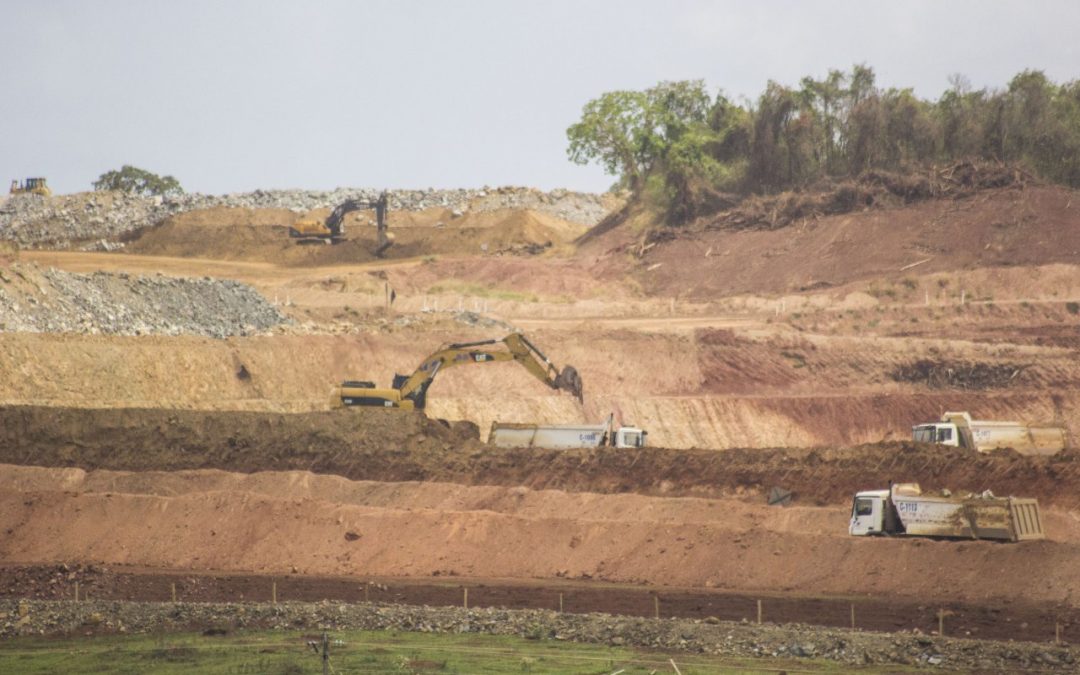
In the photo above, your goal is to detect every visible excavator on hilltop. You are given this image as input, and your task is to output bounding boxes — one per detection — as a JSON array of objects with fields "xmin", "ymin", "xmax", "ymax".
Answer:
[
  {"xmin": 289, "ymin": 192, "xmax": 392, "ymax": 255},
  {"xmin": 334, "ymin": 333, "xmax": 584, "ymax": 410}
]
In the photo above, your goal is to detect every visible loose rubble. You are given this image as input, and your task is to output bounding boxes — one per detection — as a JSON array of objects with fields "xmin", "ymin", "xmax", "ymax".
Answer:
[
  {"xmin": 0, "ymin": 186, "xmax": 613, "ymax": 249},
  {"xmin": 1, "ymin": 599, "xmax": 1074, "ymax": 671},
  {"xmin": 0, "ymin": 263, "xmax": 288, "ymax": 337}
]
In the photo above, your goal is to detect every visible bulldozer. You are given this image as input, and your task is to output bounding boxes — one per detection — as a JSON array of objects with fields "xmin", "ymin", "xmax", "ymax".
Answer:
[
  {"xmin": 334, "ymin": 333, "xmax": 584, "ymax": 410},
  {"xmin": 289, "ymin": 192, "xmax": 393, "ymax": 255},
  {"xmin": 9, "ymin": 177, "xmax": 52, "ymax": 197}
]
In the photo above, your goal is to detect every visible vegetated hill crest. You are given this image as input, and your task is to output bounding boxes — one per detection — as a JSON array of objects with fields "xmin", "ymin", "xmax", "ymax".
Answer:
[{"xmin": 580, "ymin": 163, "xmax": 1080, "ymax": 298}]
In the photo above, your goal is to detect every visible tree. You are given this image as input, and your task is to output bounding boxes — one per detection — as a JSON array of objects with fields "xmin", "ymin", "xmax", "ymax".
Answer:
[
  {"xmin": 566, "ymin": 81, "xmax": 712, "ymax": 191},
  {"xmin": 93, "ymin": 165, "xmax": 183, "ymax": 197},
  {"xmin": 569, "ymin": 67, "xmax": 1080, "ymax": 222},
  {"xmin": 567, "ymin": 90, "xmax": 651, "ymax": 190},
  {"xmin": 746, "ymin": 81, "xmax": 800, "ymax": 192}
]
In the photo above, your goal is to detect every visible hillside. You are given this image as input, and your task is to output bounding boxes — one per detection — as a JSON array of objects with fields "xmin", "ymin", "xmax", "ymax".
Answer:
[
  {"xmin": 582, "ymin": 181, "xmax": 1080, "ymax": 298},
  {"xmin": 4, "ymin": 178, "xmax": 1080, "ymax": 661}
]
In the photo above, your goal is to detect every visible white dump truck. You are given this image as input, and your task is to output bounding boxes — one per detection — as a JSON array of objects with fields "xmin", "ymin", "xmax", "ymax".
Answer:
[
  {"xmin": 489, "ymin": 415, "xmax": 647, "ymax": 449},
  {"xmin": 849, "ymin": 482, "xmax": 1044, "ymax": 541},
  {"xmin": 912, "ymin": 411, "xmax": 1066, "ymax": 456}
]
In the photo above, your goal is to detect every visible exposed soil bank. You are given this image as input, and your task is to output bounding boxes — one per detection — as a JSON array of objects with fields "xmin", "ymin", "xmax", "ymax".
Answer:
[{"xmin": 3, "ymin": 405, "xmax": 1080, "ymax": 508}]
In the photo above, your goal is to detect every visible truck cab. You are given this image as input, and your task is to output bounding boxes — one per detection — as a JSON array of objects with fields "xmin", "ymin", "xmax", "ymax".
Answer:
[
  {"xmin": 912, "ymin": 422, "xmax": 958, "ymax": 446},
  {"xmin": 849, "ymin": 489, "xmax": 890, "ymax": 536},
  {"xmin": 613, "ymin": 427, "xmax": 647, "ymax": 449}
]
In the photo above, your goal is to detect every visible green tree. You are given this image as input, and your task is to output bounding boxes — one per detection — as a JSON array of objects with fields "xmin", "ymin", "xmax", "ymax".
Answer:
[
  {"xmin": 93, "ymin": 165, "xmax": 183, "ymax": 197},
  {"xmin": 567, "ymin": 90, "xmax": 651, "ymax": 190},
  {"xmin": 799, "ymin": 69, "xmax": 847, "ymax": 175},
  {"xmin": 937, "ymin": 75, "xmax": 987, "ymax": 160},
  {"xmin": 746, "ymin": 81, "xmax": 801, "ymax": 192},
  {"xmin": 569, "ymin": 67, "xmax": 1080, "ymax": 223},
  {"xmin": 566, "ymin": 80, "xmax": 712, "ymax": 191}
]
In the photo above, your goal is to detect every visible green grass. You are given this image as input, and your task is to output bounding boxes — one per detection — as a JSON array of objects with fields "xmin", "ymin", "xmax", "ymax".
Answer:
[{"xmin": 0, "ymin": 628, "xmax": 869, "ymax": 674}]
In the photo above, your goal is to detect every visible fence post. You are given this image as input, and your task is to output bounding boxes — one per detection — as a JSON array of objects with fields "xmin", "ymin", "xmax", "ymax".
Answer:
[
  {"xmin": 272, "ymin": 581, "xmax": 277, "ymax": 605},
  {"xmin": 654, "ymin": 595, "xmax": 660, "ymax": 619},
  {"xmin": 1056, "ymin": 622, "xmax": 1061, "ymax": 645},
  {"xmin": 757, "ymin": 599, "xmax": 762, "ymax": 624},
  {"xmin": 463, "ymin": 587, "xmax": 468, "ymax": 610},
  {"xmin": 74, "ymin": 581, "xmax": 79, "ymax": 603},
  {"xmin": 558, "ymin": 592, "xmax": 563, "ymax": 613},
  {"xmin": 937, "ymin": 609, "xmax": 945, "ymax": 637},
  {"xmin": 171, "ymin": 583, "xmax": 177, "ymax": 603},
  {"xmin": 850, "ymin": 603, "xmax": 855, "ymax": 630}
]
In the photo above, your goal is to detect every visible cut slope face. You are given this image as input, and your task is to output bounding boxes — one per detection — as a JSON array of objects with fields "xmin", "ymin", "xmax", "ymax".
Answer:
[
  {"xmin": 2, "ymin": 318, "xmax": 1079, "ymax": 449},
  {"xmin": 586, "ymin": 185, "xmax": 1080, "ymax": 298},
  {"xmin": 3, "ymin": 464, "xmax": 1080, "ymax": 608}
]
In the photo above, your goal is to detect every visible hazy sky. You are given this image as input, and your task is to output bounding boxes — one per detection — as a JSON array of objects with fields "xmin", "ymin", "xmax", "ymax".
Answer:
[{"xmin": 2, "ymin": 1, "xmax": 1077, "ymax": 195}]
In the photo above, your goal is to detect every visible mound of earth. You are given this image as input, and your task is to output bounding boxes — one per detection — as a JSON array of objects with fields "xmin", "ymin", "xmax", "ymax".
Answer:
[
  {"xmin": 584, "ymin": 182, "xmax": 1080, "ymax": 298},
  {"xmin": 0, "ymin": 187, "xmax": 615, "ymax": 251},
  {"xmin": 125, "ymin": 206, "xmax": 587, "ymax": 265},
  {"xmin": 4, "ymin": 406, "xmax": 1080, "ymax": 509}
]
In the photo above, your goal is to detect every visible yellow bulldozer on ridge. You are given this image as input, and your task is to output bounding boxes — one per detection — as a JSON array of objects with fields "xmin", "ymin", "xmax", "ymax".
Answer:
[{"xmin": 9, "ymin": 177, "xmax": 52, "ymax": 197}]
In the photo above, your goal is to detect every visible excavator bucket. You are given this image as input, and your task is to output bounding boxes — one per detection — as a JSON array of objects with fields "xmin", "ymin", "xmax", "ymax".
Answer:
[{"xmin": 554, "ymin": 365, "xmax": 584, "ymax": 403}]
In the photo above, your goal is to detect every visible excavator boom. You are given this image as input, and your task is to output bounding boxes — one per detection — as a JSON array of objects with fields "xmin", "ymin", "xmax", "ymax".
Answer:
[
  {"xmin": 336, "ymin": 333, "xmax": 583, "ymax": 410},
  {"xmin": 289, "ymin": 192, "xmax": 391, "ymax": 256}
]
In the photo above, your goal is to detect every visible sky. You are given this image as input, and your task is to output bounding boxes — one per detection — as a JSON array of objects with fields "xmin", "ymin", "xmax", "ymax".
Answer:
[{"xmin": 2, "ymin": 0, "xmax": 1077, "ymax": 195}]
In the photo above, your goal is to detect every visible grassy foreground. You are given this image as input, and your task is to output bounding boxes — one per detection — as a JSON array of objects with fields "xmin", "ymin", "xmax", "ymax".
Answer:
[{"xmin": 0, "ymin": 628, "xmax": 867, "ymax": 674}]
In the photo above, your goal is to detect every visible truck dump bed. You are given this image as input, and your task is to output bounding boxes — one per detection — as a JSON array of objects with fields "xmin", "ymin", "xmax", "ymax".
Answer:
[
  {"xmin": 489, "ymin": 422, "xmax": 608, "ymax": 449},
  {"xmin": 941, "ymin": 412, "xmax": 1067, "ymax": 455},
  {"xmin": 892, "ymin": 488, "xmax": 1045, "ymax": 541}
]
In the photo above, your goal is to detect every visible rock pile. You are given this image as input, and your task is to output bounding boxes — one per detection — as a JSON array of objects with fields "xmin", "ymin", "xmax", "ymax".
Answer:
[
  {"xmin": 2, "ymin": 599, "xmax": 1075, "ymax": 671},
  {"xmin": 0, "ymin": 263, "xmax": 287, "ymax": 337},
  {"xmin": 0, "ymin": 186, "xmax": 613, "ymax": 249}
]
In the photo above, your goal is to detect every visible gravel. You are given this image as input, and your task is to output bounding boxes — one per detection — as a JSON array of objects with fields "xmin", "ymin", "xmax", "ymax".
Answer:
[
  {"xmin": 0, "ymin": 186, "xmax": 613, "ymax": 249},
  {"xmin": 2, "ymin": 599, "xmax": 1075, "ymax": 671},
  {"xmin": 0, "ymin": 263, "xmax": 288, "ymax": 337}
]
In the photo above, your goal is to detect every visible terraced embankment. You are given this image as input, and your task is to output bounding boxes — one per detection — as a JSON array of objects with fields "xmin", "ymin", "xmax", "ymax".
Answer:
[
  {"xmin": 3, "ymin": 406, "xmax": 1080, "ymax": 507},
  {"xmin": 2, "ymin": 405, "xmax": 1080, "ymax": 641}
]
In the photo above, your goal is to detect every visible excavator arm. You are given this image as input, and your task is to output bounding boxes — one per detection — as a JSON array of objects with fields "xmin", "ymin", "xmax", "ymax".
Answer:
[
  {"xmin": 289, "ymin": 192, "xmax": 391, "ymax": 255},
  {"xmin": 336, "ymin": 333, "xmax": 583, "ymax": 410}
]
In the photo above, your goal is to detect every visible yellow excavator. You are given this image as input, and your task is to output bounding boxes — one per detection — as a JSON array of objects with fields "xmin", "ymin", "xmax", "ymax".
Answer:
[
  {"xmin": 289, "ymin": 192, "xmax": 393, "ymax": 255},
  {"xmin": 9, "ymin": 177, "xmax": 52, "ymax": 197},
  {"xmin": 334, "ymin": 333, "xmax": 584, "ymax": 410}
]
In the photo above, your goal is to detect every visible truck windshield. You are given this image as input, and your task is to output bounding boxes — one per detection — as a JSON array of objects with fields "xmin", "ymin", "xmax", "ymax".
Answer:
[
  {"xmin": 854, "ymin": 498, "xmax": 873, "ymax": 517},
  {"xmin": 913, "ymin": 427, "xmax": 934, "ymax": 443}
]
